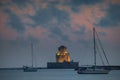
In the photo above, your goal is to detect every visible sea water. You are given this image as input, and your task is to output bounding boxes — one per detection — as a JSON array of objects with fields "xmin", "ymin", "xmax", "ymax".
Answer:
[{"xmin": 0, "ymin": 69, "xmax": 120, "ymax": 80}]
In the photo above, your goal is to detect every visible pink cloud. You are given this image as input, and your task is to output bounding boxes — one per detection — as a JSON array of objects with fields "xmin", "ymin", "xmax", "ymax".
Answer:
[
  {"xmin": 0, "ymin": 12, "xmax": 18, "ymax": 40},
  {"xmin": 33, "ymin": 0, "xmax": 48, "ymax": 10},
  {"xmin": 56, "ymin": 2, "xmax": 117, "ymax": 43},
  {"xmin": 24, "ymin": 26, "xmax": 50, "ymax": 41},
  {"xmin": 56, "ymin": 1, "xmax": 107, "ymax": 33},
  {"xmin": 55, "ymin": 3, "xmax": 107, "ymax": 42},
  {"xmin": 22, "ymin": 17, "xmax": 35, "ymax": 25},
  {"xmin": 70, "ymin": 4, "xmax": 106, "ymax": 31},
  {"xmin": 9, "ymin": 6, "xmax": 25, "ymax": 16},
  {"xmin": 8, "ymin": 4, "xmax": 36, "ymax": 27},
  {"xmin": 87, "ymin": 26, "xmax": 120, "ymax": 48},
  {"xmin": 62, "ymin": 4, "xmax": 106, "ymax": 42},
  {"xmin": 9, "ymin": 3, "xmax": 35, "ymax": 16},
  {"xmin": 110, "ymin": 0, "xmax": 120, "ymax": 4},
  {"xmin": 0, "ymin": 0, "xmax": 11, "ymax": 5},
  {"xmin": 56, "ymin": 5, "xmax": 72, "ymax": 13},
  {"xmin": 22, "ymin": 4, "xmax": 35, "ymax": 16}
]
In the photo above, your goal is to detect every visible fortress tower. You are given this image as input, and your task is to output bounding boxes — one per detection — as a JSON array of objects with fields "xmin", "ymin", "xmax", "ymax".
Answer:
[
  {"xmin": 47, "ymin": 45, "xmax": 78, "ymax": 69},
  {"xmin": 56, "ymin": 45, "xmax": 71, "ymax": 63}
]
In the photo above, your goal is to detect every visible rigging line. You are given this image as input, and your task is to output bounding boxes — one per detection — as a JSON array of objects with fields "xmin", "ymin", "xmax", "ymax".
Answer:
[
  {"xmin": 95, "ymin": 30, "xmax": 110, "ymax": 65},
  {"xmin": 96, "ymin": 41, "xmax": 105, "ymax": 65}
]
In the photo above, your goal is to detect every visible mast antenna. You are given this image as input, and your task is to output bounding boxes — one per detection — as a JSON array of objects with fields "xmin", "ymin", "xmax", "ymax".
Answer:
[
  {"xmin": 31, "ymin": 43, "xmax": 33, "ymax": 67},
  {"xmin": 93, "ymin": 27, "xmax": 97, "ymax": 67}
]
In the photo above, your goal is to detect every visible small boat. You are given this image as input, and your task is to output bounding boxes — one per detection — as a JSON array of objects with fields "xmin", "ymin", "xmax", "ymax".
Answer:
[
  {"xmin": 77, "ymin": 66, "xmax": 110, "ymax": 74},
  {"xmin": 77, "ymin": 27, "xmax": 111, "ymax": 74},
  {"xmin": 23, "ymin": 66, "xmax": 37, "ymax": 72},
  {"xmin": 23, "ymin": 43, "xmax": 37, "ymax": 72}
]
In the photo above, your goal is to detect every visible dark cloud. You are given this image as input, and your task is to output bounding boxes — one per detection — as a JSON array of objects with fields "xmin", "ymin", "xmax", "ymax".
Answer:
[
  {"xmin": 68, "ymin": 0, "xmax": 103, "ymax": 12},
  {"xmin": 70, "ymin": 0, "xmax": 103, "ymax": 6},
  {"xmin": 30, "ymin": 6, "xmax": 70, "ymax": 27},
  {"xmin": 11, "ymin": 0, "xmax": 32, "ymax": 8},
  {"xmin": 29, "ymin": 5, "xmax": 71, "ymax": 42},
  {"xmin": 46, "ymin": 0, "xmax": 103, "ymax": 6},
  {"xmin": 98, "ymin": 4, "xmax": 120, "ymax": 27},
  {"xmin": 50, "ymin": 27, "xmax": 69, "ymax": 42},
  {"xmin": 0, "ymin": 2, "xmax": 3, "ymax": 6},
  {"xmin": 35, "ymin": 0, "xmax": 104, "ymax": 13},
  {"xmin": 4, "ymin": 9, "xmax": 25, "ymax": 32},
  {"xmin": 45, "ymin": 0, "xmax": 60, "ymax": 5},
  {"xmin": 30, "ymin": 8, "xmax": 52, "ymax": 27}
]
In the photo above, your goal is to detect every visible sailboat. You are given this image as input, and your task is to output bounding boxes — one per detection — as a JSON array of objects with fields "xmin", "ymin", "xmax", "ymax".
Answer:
[
  {"xmin": 77, "ymin": 27, "xmax": 111, "ymax": 74},
  {"xmin": 23, "ymin": 43, "xmax": 37, "ymax": 72}
]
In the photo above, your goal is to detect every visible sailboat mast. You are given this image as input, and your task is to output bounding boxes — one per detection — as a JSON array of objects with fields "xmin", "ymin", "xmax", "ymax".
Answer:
[
  {"xmin": 93, "ymin": 27, "xmax": 96, "ymax": 66},
  {"xmin": 31, "ymin": 43, "xmax": 33, "ymax": 67}
]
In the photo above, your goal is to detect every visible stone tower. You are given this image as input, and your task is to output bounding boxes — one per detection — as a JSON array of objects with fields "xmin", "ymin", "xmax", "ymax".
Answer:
[{"xmin": 56, "ymin": 45, "xmax": 71, "ymax": 63}]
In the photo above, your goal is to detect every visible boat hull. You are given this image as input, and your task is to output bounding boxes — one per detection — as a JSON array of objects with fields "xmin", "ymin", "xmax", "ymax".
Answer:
[
  {"xmin": 23, "ymin": 66, "xmax": 37, "ymax": 72},
  {"xmin": 77, "ymin": 69, "xmax": 110, "ymax": 74}
]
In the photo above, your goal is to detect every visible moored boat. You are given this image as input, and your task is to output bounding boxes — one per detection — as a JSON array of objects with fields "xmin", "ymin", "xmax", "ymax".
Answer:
[
  {"xmin": 23, "ymin": 66, "xmax": 37, "ymax": 72},
  {"xmin": 77, "ymin": 66, "xmax": 110, "ymax": 74},
  {"xmin": 23, "ymin": 43, "xmax": 37, "ymax": 72},
  {"xmin": 77, "ymin": 27, "xmax": 111, "ymax": 74}
]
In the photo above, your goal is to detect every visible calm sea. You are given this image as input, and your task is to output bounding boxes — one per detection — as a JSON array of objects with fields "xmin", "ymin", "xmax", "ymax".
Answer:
[{"xmin": 0, "ymin": 69, "xmax": 120, "ymax": 80}]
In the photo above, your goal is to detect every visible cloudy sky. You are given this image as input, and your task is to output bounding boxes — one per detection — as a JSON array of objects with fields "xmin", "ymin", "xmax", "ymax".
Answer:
[{"xmin": 0, "ymin": 0, "xmax": 120, "ymax": 68}]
